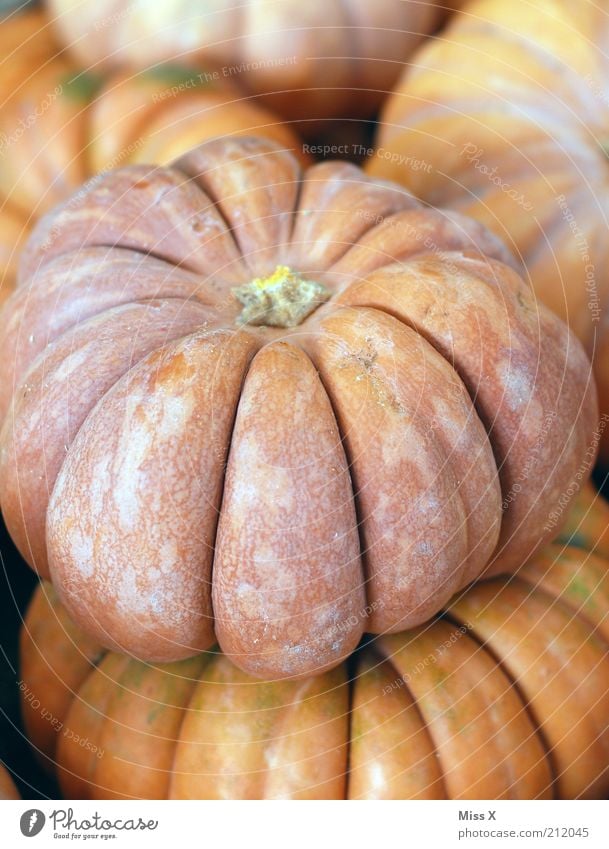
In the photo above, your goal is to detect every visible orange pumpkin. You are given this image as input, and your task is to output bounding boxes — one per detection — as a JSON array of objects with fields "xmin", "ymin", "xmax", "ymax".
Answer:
[
  {"xmin": 0, "ymin": 763, "xmax": 19, "ymax": 800},
  {"xmin": 20, "ymin": 540, "xmax": 609, "ymax": 799},
  {"xmin": 0, "ymin": 11, "xmax": 304, "ymax": 306},
  {"xmin": 558, "ymin": 481, "xmax": 609, "ymax": 559},
  {"xmin": 0, "ymin": 136, "xmax": 596, "ymax": 679},
  {"xmin": 47, "ymin": 0, "xmax": 450, "ymax": 126},
  {"xmin": 370, "ymin": 0, "xmax": 609, "ymax": 457}
]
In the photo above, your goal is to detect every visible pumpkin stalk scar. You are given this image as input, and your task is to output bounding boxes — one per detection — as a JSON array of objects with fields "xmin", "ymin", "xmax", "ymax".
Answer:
[{"xmin": 234, "ymin": 265, "xmax": 331, "ymax": 328}]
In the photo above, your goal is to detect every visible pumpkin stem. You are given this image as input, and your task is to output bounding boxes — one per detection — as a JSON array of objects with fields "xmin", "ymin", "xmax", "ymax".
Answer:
[{"xmin": 234, "ymin": 266, "xmax": 331, "ymax": 327}]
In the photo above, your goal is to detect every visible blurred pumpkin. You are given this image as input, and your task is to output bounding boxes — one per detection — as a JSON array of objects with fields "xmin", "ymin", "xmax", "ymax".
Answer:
[
  {"xmin": 0, "ymin": 762, "xmax": 19, "ymax": 799},
  {"xmin": 558, "ymin": 481, "xmax": 609, "ymax": 559},
  {"xmin": 370, "ymin": 0, "xmax": 609, "ymax": 457},
  {"xmin": 46, "ymin": 0, "xmax": 451, "ymax": 127},
  {"xmin": 0, "ymin": 136, "xmax": 596, "ymax": 679},
  {"xmin": 20, "ymin": 540, "xmax": 609, "ymax": 799},
  {"xmin": 0, "ymin": 10, "xmax": 304, "ymax": 305}
]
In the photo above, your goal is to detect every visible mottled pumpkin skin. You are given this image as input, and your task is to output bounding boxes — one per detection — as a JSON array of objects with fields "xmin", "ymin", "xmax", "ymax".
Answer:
[
  {"xmin": 47, "ymin": 0, "xmax": 447, "ymax": 126},
  {"xmin": 0, "ymin": 135, "xmax": 596, "ymax": 679},
  {"xmin": 0, "ymin": 763, "xmax": 19, "ymax": 800},
  {"xmin": 0, "ymin": 12, "xmax": 304, "ymax": 306},
  {"xmin": 20, "ymin": 541, "xmax": 609, "ymax": 799},
  {"xmin": 370, "ymin": 0, "xmax": 609, "ymax": 457}
]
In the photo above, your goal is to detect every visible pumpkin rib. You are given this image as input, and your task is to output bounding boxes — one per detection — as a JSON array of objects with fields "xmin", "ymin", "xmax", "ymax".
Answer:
[
  {"xmin": 444, "ymin": 606, "xmax": 557, "ymax": 798},
  {"xmin": 518, "ymin": 545, "xmax": 609, "ymax": 644},
  {"xmin": 212, "ymin": 341, "xmax": 366, "ymax": 680},
  {"xmin": 347, "ymin": 647, "xmax": 448, "ymax": 800},
  {"xmin": 17, "ymin": 164, "xmax": 249, "ymax": 284},
  {"xmin": 377, "ymin": 623, "xmax": 552, "ymax": 799},
  {"xmin": 0, "ymin": 298, "xmax": 216, "ymax": 577},
  {"xmin": 46, "ymin": 327, "xmax": 260, "ymax": 661},
  {"xmin": 0, "ymin": 249, "xmax": 213, "ymax": 421},
  {"xmin": 450, "ymin": 579, "xmax": 609, "ymax": 799},
  {"xmin": 19, "ymin": 583, "xmax": 107, "ymax": 774}
]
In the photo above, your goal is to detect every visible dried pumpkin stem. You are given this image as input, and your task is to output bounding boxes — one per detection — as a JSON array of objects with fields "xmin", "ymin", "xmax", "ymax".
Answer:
[{"xmin": 234, "ymin": 265, "xmax": 331, "ymax": 327}]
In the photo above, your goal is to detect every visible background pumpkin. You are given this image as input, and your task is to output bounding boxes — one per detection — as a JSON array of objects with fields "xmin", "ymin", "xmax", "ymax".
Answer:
[
  {"xmin": 558, "ymin": 480, "xmax": 609, "ymax": 559},
  {"xmin": 19, "ymin": 538, "xmax": 609, "ymax": 799},
  {"xmin": 0, "ymin": 135, "xmax": 596, "ymax": 680},
  {"xmin": 0, "ymin": 10, "xmax": 304, "ymax": 306},
  {"xmin": 369, "ymin": 0, "xmax": 609, "ymax": 457},
  {"xmin": 0, "ymin": 762, "xmax": 19, "ymax": 800},
  {"xmin": 46, "ymin": 0, "xmax": 453, "ymax": 127}
]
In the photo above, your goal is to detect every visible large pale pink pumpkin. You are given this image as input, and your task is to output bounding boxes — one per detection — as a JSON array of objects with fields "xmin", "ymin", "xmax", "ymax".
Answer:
[{"xmin": 0, "ymin": 136, "xmax": 596, "ymax": 679}]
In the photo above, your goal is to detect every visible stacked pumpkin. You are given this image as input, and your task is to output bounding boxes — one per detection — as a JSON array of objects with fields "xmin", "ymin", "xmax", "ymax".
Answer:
[
  {"xmin": 19, "ymin": 530, "xmax": 609, "ymax": 799},
  {"xmin": 371, "ymin": 0, "xmax": 609, "ymax": 458},
  {"xmin": 0, "ymin": 9, "xmax": 303, "ymax": 306}
]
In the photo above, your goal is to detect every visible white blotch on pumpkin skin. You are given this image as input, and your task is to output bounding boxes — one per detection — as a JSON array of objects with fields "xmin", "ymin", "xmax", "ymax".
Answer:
[
  {"xmin": 69, "ymin": 530, "xmax": 94, "ymax": 578},
  {"xmin": 113, "ymin": 395, "xmax": 151, "ymax": 531},
  {"xmin": 157, "ymin": 393, "xmax": 195, "ymax": 440},
  {"xmin": 159, "ymin": 539, "xmax": 178, "ymax": 574},
  {"xmin": 53, "ymin": 347, "xmax": 89, "ymax": 381},
  {"xmin": 501, "ymin": 364, "xmax": 533, "ymax": 412}
]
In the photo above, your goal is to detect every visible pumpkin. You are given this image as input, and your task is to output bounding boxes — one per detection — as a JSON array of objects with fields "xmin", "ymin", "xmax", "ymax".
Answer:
[
  {"xmin": 558, "ymin": 481, "xmax": 609, "ymax": 559},
  {"xmin": 369, "ymin": 0, "xmax": 609, "ymax": 457},
  {"xmin": 0, "ymin": 136, "xmax": 596, "ymax": 679},
  {"xmin": 0, "ymin": 10, "xmax": 304, "ymax": 306},
  {"xmin": 47, "ymin": 0, "xmax": 449, "ymax": 126},
  {"xmin": 0, "ymin": 763, "xmax": 19, "ymax": 800},
  {"xmin": 19, "ymin": 538, "xmax": 609, "ymax": 799}
]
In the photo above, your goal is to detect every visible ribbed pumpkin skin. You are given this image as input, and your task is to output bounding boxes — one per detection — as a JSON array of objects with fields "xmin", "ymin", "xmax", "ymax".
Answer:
[
  {"xmin": 0, "ymin": 135, "xmax": 597, "ymax": 679},
  {"xmin": 0, "ymin": 764, "xmax": 19, "ymax": 800},
  {"xmin": 369, "ymin": 0, "xmax": 609, "ymax": 457},
  {"xmin": 0, "ymin": 11, "xmax": 304, "ymax": 306},
  {"xmin": 47, "ymin": 0, "xmax": 446, "ymax": 125},
  {"xmin": 19, "ymin": 538, "xmax": 609, "ymax": 799}
]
